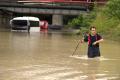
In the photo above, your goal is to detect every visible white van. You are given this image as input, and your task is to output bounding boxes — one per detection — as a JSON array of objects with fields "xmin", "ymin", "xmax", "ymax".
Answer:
[{"xmin": 10, "ymin": 17, "xmax": 40, "ymax": 32}]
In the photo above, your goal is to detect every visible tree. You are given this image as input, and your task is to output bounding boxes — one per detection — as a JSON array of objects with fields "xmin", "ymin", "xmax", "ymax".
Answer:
[
  {"xmin": 67, "ymin": 12, "xmax": 96, "ymax": 29},
  {"xmin": 66, "ymin": 3, "xmax": 97, "ymax": 29},
  {"xmin": 105, "ymin": 0, "xmax": 120, "ymax": 20}
]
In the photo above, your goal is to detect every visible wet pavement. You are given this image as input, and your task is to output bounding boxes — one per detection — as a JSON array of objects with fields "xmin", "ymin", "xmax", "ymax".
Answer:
[{"xmin": 0, "ymin": 28, "xmax": 120, "ymax": 80}]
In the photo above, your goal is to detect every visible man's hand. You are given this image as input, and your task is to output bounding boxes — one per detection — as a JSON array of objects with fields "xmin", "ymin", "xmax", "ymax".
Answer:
[
  {"xmin": 93, "ymin": 41, "xmax": 98, "ymax": 45},
  {"xmin": 93, "ymin": 39, "xmax": 104, "ymax": 45}
]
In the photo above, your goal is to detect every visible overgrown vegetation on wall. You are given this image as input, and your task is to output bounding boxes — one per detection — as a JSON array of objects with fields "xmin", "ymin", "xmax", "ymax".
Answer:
[{"xmin": 66, "ymin": 0, "xmax": 120, "ymax": 41}]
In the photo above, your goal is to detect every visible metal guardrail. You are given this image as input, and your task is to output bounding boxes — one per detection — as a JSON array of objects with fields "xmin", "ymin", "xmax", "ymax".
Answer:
[
  {"xmin": 0, "ymin": 0, "xmax": 107, "ymax": 6},
  {"xmin": 0, "ymin": 0, "xmax": 107, "ymax": 15},
  {"xmin": 0, "ymin": 1, "xmax": 88, "ymax": 10}
]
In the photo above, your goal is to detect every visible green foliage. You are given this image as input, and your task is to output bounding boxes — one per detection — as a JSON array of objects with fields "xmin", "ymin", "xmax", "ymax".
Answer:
[
  {"xmin": 105, "ymin": 0, "xmax": 120, "ymax": 20},
  {"xmin": 66, "ymin": 0, "xmax": 120, "ymax": 41},
  {"xmin": 67, "ymin": 14, "xmax": 84, "ymax": 29},
  {"xmin": 92, "ymin": 6, "xmax": 120, "ymax": 41},
  {"xmin": 66, "ymin": 3, "xmax": 97, "ymax": 29},
  {"xmin": 92, "ymin": 12, "xmax": 120, "ymax": 33},
  {"xmin": 67, "ymin": 12, "xmax": 96, "ymax": 29}
]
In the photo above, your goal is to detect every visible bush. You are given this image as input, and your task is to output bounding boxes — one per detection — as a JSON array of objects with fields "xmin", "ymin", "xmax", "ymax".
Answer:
[
  {"xmin": 67, "ymin": 12, "xmax": 96, "ymax": 29},
  {"xmin": 105, "ymin": 0, "xmax": 120, "ymax": 20},
  {"xmin": 66, "ymin": 4, "xmax": 97, "ymax": 29},
  {"xmin": 92, "ymin": 6, "xmax": 120, "ymax": 41}
]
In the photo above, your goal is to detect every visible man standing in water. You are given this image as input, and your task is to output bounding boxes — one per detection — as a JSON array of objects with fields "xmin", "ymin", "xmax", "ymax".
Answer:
[{"xmin": 82, "ymin": 26, "xmax": 104, "ymax": 58}]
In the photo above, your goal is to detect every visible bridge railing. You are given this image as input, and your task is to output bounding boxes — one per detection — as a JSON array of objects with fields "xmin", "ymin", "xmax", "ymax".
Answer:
[
  {"xmin": 17, "ymin": 0, "xmax": 107, "ymax": 5},
  {"xmin": 0, "ymin": 0, "xmax": 107, "ymax": 6},
  {"xmin": 0, "ymin": 0, "xmax": 107, "ymax": 11}
]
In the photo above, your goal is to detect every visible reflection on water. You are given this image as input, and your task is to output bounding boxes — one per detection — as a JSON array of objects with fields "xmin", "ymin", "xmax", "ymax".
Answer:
[{"xmin": 0, "ymin": 29, "xmax": 120, "ymax": 80}]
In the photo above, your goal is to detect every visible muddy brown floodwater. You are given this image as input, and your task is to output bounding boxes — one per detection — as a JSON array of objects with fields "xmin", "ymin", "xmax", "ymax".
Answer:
[{"xmin": 0, "ymin": 28, "xmax": 120, "ymax": 80}]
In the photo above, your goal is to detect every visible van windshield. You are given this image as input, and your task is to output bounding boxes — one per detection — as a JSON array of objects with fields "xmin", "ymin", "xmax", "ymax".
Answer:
[{"xmin": 12, "ymin": 20, "xmax": 27, "ymax": 26}]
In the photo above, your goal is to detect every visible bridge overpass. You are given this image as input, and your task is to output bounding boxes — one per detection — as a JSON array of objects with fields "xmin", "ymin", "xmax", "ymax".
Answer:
[{"xmin": 0, "ymin": 0, "xmax": 107, "ymax": 27}]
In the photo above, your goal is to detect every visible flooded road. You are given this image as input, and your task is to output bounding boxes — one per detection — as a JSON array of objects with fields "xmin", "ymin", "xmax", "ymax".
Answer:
[{"xmin": 0, "ymin": 28, "xmax": 120, "ymax": 80}]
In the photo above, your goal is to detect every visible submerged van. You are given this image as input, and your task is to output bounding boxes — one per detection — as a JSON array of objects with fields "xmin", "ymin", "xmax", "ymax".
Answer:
[{"xmin": 10, "ymin": 17, "xmax": 40, "ymax": 32}]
